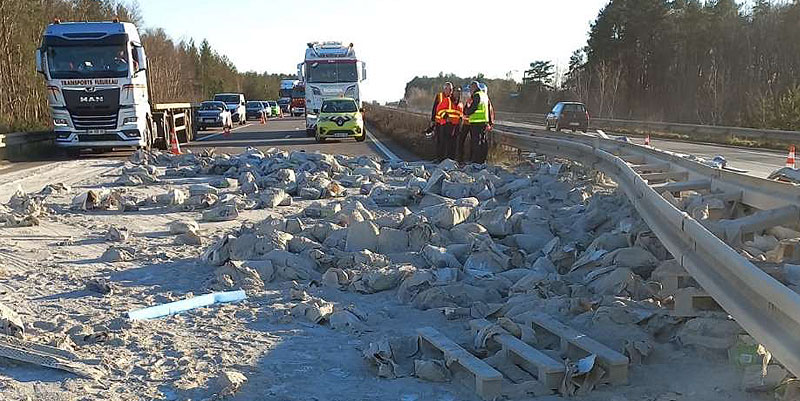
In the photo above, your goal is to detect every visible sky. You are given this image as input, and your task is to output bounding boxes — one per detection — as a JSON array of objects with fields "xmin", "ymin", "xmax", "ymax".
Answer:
[{"xmin": 136, "ymin": 0, "xmax": 610, "ymax": 102}]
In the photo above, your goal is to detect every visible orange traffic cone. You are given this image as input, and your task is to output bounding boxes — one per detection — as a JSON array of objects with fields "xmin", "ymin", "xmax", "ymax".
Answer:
[
  {"xmin": 260, "ymin": 113, "xmax": 265, "ymax": 125},
  {"xmin": 644, "ymin": 134, "xmax": 651, "ymax": 146},
  {"xmin": 169, "ymin": 126, "xmax": 181, "ymax": 155},
  {"xmin": 787, "ymin": 145, "xmax": 796, "ymax": 169}
]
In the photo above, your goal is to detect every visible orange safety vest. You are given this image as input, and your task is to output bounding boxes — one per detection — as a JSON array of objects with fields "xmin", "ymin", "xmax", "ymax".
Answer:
[{"xmin": 434, "ymin": 93, "xmax": 463, "ymax": 125}]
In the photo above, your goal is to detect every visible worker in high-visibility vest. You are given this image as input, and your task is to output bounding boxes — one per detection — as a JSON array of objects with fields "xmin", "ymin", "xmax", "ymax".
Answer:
[
  {"xmin": 462, "ymin": 81, "xmax": 493, "ymax": 164},
  {"xmin": 444, "ymin": 89, "xmax": 464, "ymax": 160},
  {"xmin": 432, "ymin": 83, "xmax": 464, "ymax": 161},
  {"xmin": 430, "ymin": 82, "xmax": 456, "ymax": 161}
]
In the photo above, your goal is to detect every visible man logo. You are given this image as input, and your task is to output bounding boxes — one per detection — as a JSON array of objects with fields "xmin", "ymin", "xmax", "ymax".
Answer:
[
  {"xmin": 79, "ymin": 96, "xmax": 104, "ymax": 103},
  {"xmin": 84, "ymin": 86, "xmax": 96, "ymax": 93}
]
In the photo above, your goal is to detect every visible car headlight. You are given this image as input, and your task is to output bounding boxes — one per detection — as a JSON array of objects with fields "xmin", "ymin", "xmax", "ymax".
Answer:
[
  {"xmin": 123, "ymin": 116, "xmax": 138, "ymax": 125},
  {"xmin": 53, "ymin": 117, "xmax": 69, "ymax": 127}
]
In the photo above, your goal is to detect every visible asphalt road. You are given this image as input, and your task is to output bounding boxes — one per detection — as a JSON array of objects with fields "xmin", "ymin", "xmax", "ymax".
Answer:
[
  {"xmin": 497, "ymin": 120, "xmax": 787, "ymax": 178},
  {"xmin": 189, "ymin": 116, "xmax": 398, "ymax": 159}
]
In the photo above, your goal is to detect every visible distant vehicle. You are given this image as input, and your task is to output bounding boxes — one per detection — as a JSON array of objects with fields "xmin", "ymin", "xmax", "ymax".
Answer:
[
  {"xmin": 278, "ymin": 98, "xmax": 290, "ymax": 113},
  {"xmin": 279, "ymin": 79, "xmax": 298, "ymax": 111},
  {"xmin": 197, "ymin": 101, "xmax": 233, "ymax": 130},
  {"xmin": 298, "ymin": 41, "xmax": 367, "ymax": 135},
  {"xmin": 398, "ymin": 99, "xmax": 408, "ymax": 109},
  {"xmin": 545, "ymin": 101, "xmax": 589, "ymax": 133},
  {"xmin": 290, "ymin": 83, "xmax": 305, "ymax": 117},
  {"xmin": 245, "ymin": 101, "xmax": 267, "ymax": 121},
  {"xmin": 213, "ymin": 93, "xmax": 246, "ymax": 125},
  {"xmin": 268, "ymin": 100, "xmax": 280, "ymax": 117},
  {"xmin": 315, "ymin": 98, "xmax": 365, "ymax": 143}
]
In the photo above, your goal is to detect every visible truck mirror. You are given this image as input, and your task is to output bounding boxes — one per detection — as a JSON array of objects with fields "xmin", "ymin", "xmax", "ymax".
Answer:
[
  {"xmin": 361, "ymin": 62, "xmax": 367, "ymax": 81},
  {"xmin": 135, "ymin": 46, "xmax": 147, "ymax": 72},
  {"xmin": 35, "ymin": 48, "xmax": 44, "ymax": 74}
]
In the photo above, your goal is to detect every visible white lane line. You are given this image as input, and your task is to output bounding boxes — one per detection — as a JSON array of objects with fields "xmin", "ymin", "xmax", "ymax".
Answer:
[
  {"xmin": 365, "ymin": 128, "xmax": 399, "ymax": 161},
  {"xmin": 195, "ymin": 124, "xmax": 250, "ymax": 142}
]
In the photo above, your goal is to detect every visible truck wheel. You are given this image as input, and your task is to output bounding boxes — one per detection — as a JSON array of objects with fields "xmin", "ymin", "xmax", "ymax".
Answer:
[
  {"xmin": 545, "ymin": 122, "xmax": 551, "ymax": 131},
  {"xmin": 555, "ymin": 122, "xmax": 562, "ymax": 132}
]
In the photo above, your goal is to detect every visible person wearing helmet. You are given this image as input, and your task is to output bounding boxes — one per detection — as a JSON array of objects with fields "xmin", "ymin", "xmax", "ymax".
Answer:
[
  {"xmin": 429, "ymin": 82, "xmax": 461, "ymax": 161},
  {"xmin": 462, "ymin": 81, "xmax": 493, "ymax": 164}
]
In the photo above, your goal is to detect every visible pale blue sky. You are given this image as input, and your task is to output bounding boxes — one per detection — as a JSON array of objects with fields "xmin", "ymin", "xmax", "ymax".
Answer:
[{"xmin": 136, "ymin": 0, "xmax": 610, "ymax": 101}]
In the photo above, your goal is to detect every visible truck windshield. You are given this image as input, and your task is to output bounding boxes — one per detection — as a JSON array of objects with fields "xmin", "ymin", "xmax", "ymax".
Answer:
[
  {"xmin": 292, "ymin": 87, "xmax": 305, "ymax": 98},
  {"xmin": 47, "ymin": 45, "xmax": 129, "ymax": 79},
  {"xmin": 307, "ymin": 62, "xmax": 357, "ymax": 83},
  {"xmin": 279, "ymin": 89, "xmax": 292, "ymax": 98},
  {"xmin": 214, "ymin": 95, "xmax": 241, "ymax": 104}
]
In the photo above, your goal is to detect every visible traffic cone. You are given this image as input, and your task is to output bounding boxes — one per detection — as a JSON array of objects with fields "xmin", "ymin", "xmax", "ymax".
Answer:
[
  {"xmin": 223, "ymin": 124, "xmax": 232, "ymax": 137},
  {"xmin": 260, "ymin": 113, "xmax": 265, "ymax": 125},
  {"xmin": 786, "ymin": 145, "xmax": 796, "ymax": 169},
  {"xmin": 169, "ymin": 126, "xmax": 181, "ymax": 155},
  {"xmin": 644, "ymin": 134, "xmax": 651, "ymax": 146}
]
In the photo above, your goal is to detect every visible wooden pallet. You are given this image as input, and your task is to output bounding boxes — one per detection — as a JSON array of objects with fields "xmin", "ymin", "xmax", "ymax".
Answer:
[
  {"xmin": 469, "ymin": 319, "xmax": 564, "ymax": 390},
  {"xmin": 518, "ymin": 312, "xmax": 629, "ymax": 384},
  {"xmin": 417, "ymin": 327, "xmax": 502, "ymax": 400}
]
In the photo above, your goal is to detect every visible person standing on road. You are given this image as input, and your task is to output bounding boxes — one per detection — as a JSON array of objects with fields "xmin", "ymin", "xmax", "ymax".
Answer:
[
  {"xmin": 444, "ymin": 89, "xmax": 464, "ymax": 160},
  {"xmin": 430, "ymin": 82, "xmax": 455, "ymax": 161},
  {"xmin": 462, "ymin": 81, "xmax": 493, "ymax": 164}
]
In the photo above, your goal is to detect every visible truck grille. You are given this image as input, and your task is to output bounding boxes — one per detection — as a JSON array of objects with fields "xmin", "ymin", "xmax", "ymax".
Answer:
[
  {"xmin": 73, "ymin": 114, "xmax": 118, "ymax": 130},
  {"xmin": 77, "ymin": 133, "xmax": 124, "ymax": 142}
]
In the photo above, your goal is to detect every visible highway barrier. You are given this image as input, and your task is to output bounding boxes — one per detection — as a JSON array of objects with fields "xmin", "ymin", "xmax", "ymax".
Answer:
[
  {"xmin": 496, "ymin": 111, "xmax": 800, "ymax": 147},
  {"xmin": 371, "ymin": 104, "xmax": 800, "ymax": 378}
]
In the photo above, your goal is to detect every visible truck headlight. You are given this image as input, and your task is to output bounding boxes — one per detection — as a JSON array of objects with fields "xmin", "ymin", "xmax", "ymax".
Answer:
[
  {"xmin": 123, "ymin": 116, "xmax": 138, "ymax": 125},
  {"xmin": 53, "ymin": 118, "xmax": 69, "ymax": 127},
  {"xmin": 345, "ymin": 85, "xmax": 356, "ymax": 98},
  {"xmin": 312, "ymin": 87, "xmax": 322, "ymax": 96}
]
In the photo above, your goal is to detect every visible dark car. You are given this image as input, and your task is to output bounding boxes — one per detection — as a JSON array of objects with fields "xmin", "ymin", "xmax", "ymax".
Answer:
[
  {"xmin": 545, "ymin": 102, "xmax": 589, "ymax": 132},
  {"xmin": 278, "ymin": 98, "xmax": 290, "ymax": 113},
  {"xmin": 245, "ymin": 101, "xmax": 267, "ymax": 121}
]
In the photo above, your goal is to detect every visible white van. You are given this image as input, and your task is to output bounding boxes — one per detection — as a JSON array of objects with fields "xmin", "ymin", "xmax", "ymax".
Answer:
[{"xmin": 213, "ymin": 93, "xmax": 247, "ymax": 125}]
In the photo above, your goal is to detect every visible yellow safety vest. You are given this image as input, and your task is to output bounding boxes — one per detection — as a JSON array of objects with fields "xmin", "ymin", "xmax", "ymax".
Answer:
[{"xmin": 468, "ymin": 90, "xmax": 489, "ymax": 124}]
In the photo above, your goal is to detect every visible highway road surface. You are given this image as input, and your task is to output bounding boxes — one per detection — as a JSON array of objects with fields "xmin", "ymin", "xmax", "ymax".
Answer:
[
  {"xmin": 0, "ymin": 116, "xmax": 417, "ymax": 177},
  {"xmin": 189, "ymin": 116, "xmax": 400, "ymax": 159},
  {"xmin": 497, "ymin": 120, "xmax": 787, "ymax": 178}
]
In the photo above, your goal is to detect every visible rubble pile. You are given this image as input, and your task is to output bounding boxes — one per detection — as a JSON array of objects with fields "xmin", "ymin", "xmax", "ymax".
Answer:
[{"xmin": 0, "ymin": 146, "xmax": 788, "ymax": 400}]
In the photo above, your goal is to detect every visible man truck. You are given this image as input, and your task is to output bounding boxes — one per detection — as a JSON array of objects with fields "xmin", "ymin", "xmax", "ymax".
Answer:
[
  {"xmin": 297, "ymin": 41, "xmax": 366, "ymax": 136},
  {"xmin": 35, "ymin": 19, "xmax": 194, "ymax": 156}
]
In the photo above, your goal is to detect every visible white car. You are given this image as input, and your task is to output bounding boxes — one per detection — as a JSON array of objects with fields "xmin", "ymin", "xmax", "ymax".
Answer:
[
  {"xmin": 197, "ymin": 101, "xmax": 233, "ymax": 131},
  {"xmin": 213, "ymin": 93, "xmax": 247, "ymax": 125}
]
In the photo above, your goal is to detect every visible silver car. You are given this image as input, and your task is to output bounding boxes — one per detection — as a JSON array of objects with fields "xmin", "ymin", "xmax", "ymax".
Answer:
[{"xmin": 197, "ymin": 101, "xmax": 233, "ymax": 130}]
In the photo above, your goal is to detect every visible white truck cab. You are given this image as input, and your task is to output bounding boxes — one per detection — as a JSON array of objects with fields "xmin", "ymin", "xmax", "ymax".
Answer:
[
  {"xmin": 36, "ymin": 20, "xmax": 152, "ymax": 154},
  {"xmin": 213, "ymin": 93, "xmax": 247, "ymax": 125},
  {"xmin": 298, "ymin": 41, "xmax": 366, "ymax": 136}
]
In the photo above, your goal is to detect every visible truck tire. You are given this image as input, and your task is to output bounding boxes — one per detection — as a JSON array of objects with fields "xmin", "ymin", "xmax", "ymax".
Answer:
[{"xmin": 306, "ymin": 128, "xmax": 315, "ymax": 137}]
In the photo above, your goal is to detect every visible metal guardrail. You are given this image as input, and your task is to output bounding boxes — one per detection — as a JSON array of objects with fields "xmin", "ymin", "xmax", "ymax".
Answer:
[
  {"xmin": 495, "ymin": 111, "xmax": 800, "ymax": 144},
  {"xmin": 373, "ymin": 104, "xmax": 800, "ymax": 378},
  {"xmin": 0, "ymin": 131, "xmax": 53, "ymax": 148}
]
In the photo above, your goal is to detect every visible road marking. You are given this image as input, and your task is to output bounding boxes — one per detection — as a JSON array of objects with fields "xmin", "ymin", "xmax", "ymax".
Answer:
[
  {"xmin": 195, "ymin": 124, "xmax": 250, "ymax": 142},
  {"xmin": 365, "ymin": 128, "xmax": 399, "ymax": 161}
]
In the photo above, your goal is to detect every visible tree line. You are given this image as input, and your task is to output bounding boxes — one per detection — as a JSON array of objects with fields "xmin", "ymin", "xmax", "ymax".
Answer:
[
  {"xmin": 404, "ymin": 0, "xmax": 800, "ymax": 131},
  {"xmin": 0, "ymin": 0, "xmax": 292, "ymax": 132}
]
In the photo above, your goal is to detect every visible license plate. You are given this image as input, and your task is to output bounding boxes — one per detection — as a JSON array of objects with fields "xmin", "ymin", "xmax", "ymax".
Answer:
[
  {"xmin": 569, "ymin": 122, "xmax": 580, "ymax": 126},
  {"xmin": 334, "ymin": 132, "xmax": 348, "ymax": 138},
  {"xmin": 87, "ymin": 129, "xmax": 106, "ymax": 134}
]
